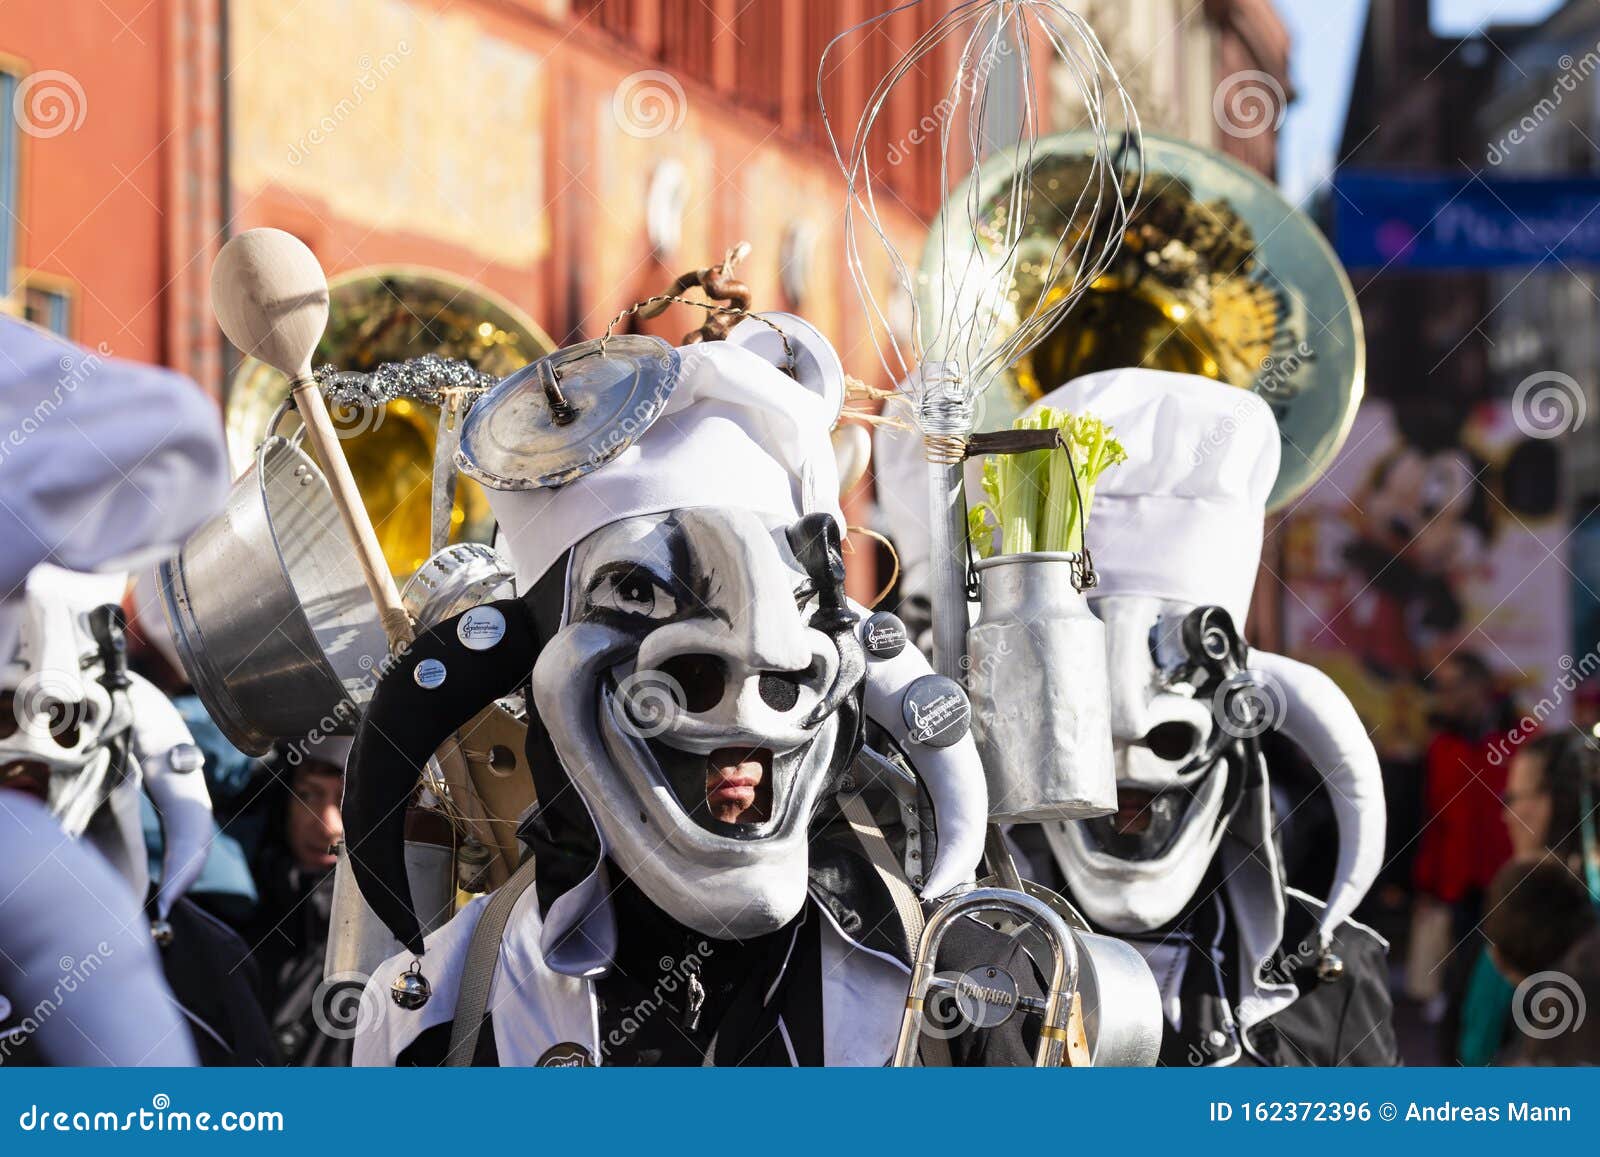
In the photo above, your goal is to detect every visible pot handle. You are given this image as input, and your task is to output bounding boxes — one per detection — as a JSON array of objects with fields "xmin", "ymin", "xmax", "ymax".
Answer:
[{"xmin": 262, "ymin": 396, "xmax": 312, "ymax": 455}]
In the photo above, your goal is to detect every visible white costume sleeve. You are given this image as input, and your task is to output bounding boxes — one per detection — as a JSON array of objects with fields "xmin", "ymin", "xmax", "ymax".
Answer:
[
  {"xmin": 0, "ymin": 317, "xmax": 229, "ymax": 593},
  {"xmin": 0, "ymin": 792, "xmax": 197, "ymax": 1065}
]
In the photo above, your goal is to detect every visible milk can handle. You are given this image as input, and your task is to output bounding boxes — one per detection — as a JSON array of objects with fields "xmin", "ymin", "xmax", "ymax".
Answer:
[{"xmin": 963, "ymin": 428, "xmax": 1097, "ymax": 590}]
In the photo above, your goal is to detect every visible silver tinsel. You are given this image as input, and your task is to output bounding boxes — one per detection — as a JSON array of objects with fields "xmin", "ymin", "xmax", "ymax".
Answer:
[{"xmin": 313, "ymin": 354, "xmax": 498, "ymax": 411}]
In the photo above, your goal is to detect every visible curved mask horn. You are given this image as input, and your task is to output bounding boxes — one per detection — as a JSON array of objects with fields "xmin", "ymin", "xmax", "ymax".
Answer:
[
  {"xmin": 129, "ymin": 674, "xmax": 214, "ymax": 919},
  {"xmin": 1250, "ymin": 648, "xmax": 1385, "ymax": 936},
  {"xmin": 859, "ymin": 618, "xmax": 987, "ymax": 896},
  {"xmin": 345, "ymin": 598, "xmax": 540, "ymax": 955}
]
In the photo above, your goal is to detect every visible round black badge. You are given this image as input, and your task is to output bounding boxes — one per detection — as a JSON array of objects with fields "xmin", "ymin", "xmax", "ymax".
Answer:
[
  {"xmin": 537, "ymin": 1042, "xmax": 595, "ymax": 1067},
  {"xmin": 862, "ymin": 612, "xmax": 908, "ymax": 660},
  {"xmin": 901, "ymin": 674, "xmax": 970, "ymax": 747}
]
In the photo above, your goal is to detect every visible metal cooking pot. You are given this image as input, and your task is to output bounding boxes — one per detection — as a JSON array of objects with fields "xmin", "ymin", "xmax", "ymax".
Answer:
[
  {"xmin": 158, "ymin": 432, "xmax": 388, "ymax": 755},
  {"xmin": 966, "ymin": 551, "xmax": 1116, "ymax": 821},
  {"xmin": 987, "ymin": 879, "xmax": 1163, "ymax": 1067},
  {"xmin": 1073, "ymin": 926, "xmax": 1164, "ymax": 1066}
]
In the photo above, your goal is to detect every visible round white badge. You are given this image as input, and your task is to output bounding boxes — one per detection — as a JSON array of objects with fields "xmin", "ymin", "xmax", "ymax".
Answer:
[
  {"xmin": 413, "ymin": 658, "xmax": 447, "ymax": 690},
  {"xmin": 457, "ymin": 605, "xmax": 507, "ymax": 651}
]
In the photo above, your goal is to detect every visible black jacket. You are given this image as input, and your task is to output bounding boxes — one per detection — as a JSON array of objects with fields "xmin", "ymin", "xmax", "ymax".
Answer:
[
  {"xmin": 156, "ymin": 897, "xmax": 278, "ymax": 1066},
  {"xmin": 1152, "ymin": 890, "xmax": 1399, "ymax": 1067},
  {"xmin": 395, "ymin": 838, "xmax": 1049, "ymax": 1067},
  {"xmin": 245, "ymin": 858, "xmax": 351, "ymax": 1067}
]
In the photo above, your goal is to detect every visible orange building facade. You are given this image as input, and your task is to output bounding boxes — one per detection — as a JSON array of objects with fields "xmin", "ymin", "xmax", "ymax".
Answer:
[
  {"xmin": 0, "ymin": 0, "xmax": 1290, "ymax": 375},
  {"xmin": 0, "ymin": 0, "xmax": 1290, "ymax": 603}
]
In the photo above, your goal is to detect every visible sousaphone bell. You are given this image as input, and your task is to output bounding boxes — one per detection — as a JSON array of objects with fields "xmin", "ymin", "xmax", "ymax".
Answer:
[{"xmin": 918, "ymin": 130, "xmax": 1364, "ymax": 510}]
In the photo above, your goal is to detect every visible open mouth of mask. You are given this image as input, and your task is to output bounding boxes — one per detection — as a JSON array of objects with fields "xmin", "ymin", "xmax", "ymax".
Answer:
[
  {"xmin": 601, "ymin": 659, "xmax": 819, "ymax": 838},
  {"xmin": 1082, "ymin": 786, "xmax": 1195, "ymax": 860}
]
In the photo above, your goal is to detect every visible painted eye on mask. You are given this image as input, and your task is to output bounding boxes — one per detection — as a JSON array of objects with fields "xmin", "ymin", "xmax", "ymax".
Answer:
[{"xmin": 586, "ymin": 564, "xmax": 680, "ymax": 622}]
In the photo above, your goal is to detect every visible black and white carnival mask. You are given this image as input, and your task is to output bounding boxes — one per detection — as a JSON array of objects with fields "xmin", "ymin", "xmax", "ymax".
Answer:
[
  {"xmin": 342, "ymin": 332, "xmax": 989, "ymax": 963},
  {"xmin": 534, "ymin": 507, "xmax": 854, "ymax": 939},
  {"xmin": 1, "ymin": 565, "xmax": 124, "ymax": 832},
  {"xmin": 494, "ymin": 333, "xmax": 986, "ymax": 941},
  {"xmin": 0, "ymin": 564, "xmax": 212, "ymax": 916},
  {"xmin": 1026, "ymin": 370, "xmax": 1385, "ymax": 941},
  {"xmin": 1046, "ymin": 595, "xmax": 1235, "ymax": 931}
]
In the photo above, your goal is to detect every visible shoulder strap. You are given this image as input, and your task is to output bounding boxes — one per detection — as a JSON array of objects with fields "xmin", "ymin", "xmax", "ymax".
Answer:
[
  {"xmin": 837, "ymin": 792, "xmax": 951, "ymax": 1068},
  {"xmin": 444, "ymin": 854, "xmax": 540, "ymax": 1066}
]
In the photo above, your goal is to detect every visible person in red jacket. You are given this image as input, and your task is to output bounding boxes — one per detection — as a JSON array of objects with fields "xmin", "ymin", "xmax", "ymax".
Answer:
[
  {"xmin": 1409, "ymin": 651, "xmax": 1516, "ymax": 1035},
  {"xmin": 1414, "ymin": 653, "xmax": 1516, "ymax": 906}
]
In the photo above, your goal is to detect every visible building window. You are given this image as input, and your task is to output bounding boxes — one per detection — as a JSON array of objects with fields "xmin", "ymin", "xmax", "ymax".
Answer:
[
  {"xmin": 0, "ymin": 68, "xmax": 19, "ymax": 299},
  {"xmin": 658, "ymin": 0, "xmax": 713, "ymax": 82},
  {"xmin": 575, "ymin": 0, "xmax": 641, "ymax": 46},
  {"xmin": 21, "ymin": 280, "xmax": 71, "ymax": 337}
]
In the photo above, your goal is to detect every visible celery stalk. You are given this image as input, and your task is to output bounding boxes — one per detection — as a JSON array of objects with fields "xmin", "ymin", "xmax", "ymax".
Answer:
[
  {"xmin": 968, "ymin": 504, "xmax": 997, "ymax": 560},
  {"xmin": 971, "ymin": 407, "xmax": 1126, "ymax": 558}
]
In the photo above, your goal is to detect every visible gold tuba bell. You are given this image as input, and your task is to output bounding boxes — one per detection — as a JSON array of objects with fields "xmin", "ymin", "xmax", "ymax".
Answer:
[
  {"xmin": 223, "ymin": 268, "xmax": 556, "ymax": 577},
  {"xmin": 917, "ymin": 131, "xmax": 1364, "ymax": 509}
]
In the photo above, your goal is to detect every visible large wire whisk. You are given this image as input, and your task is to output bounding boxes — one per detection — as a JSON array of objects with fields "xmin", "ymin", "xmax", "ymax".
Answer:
[
  {"xmin": 821, "ymin": 3, "xmax": 1141, "ymax": 891},
  {"xmin": 820, "ymin": 0, "xmax": 1141, "ymax": 428}
]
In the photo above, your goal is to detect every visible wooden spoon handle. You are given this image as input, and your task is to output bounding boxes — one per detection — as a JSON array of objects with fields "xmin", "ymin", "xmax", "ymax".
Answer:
[{"xmin": 290, "ymin": 376, "xmax": 414, "ymax": 648}]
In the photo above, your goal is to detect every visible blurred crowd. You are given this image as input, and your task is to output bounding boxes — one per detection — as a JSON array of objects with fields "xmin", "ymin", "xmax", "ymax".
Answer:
[
  {"xmin": 1378, "ymin": 650, "xmax": 1600, "ymax": 1065},
  {"xmin": 124, "ymin": 613, "xmax": 354, "ymax": 1066}
]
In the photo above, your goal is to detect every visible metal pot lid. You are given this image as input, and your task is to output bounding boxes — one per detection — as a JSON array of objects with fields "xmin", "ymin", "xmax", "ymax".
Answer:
[
  {"xmin": 456, "ymin": 335, "xmax": 680, "ymax": 491},
  {"xmin": 400, "ymin": 542, "xmax": 516, "ymax": 629}
]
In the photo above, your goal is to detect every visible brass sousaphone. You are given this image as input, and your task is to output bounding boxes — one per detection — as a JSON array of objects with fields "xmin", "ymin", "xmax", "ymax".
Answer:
[
  {"xmin": 918, "ymin": 131, "xmax": 1364, "ymax": 509},
  {"xmin": 224, "ymin": 268, "xmax": 556, "ymax": 576}
]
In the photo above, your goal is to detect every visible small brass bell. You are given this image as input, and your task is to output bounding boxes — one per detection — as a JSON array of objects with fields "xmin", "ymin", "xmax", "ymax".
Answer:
[
  {"xmin": 1315, "ymin": 950, "xmax": 1345, "ymax": 983},
  {"xmin": 150, "ymin": 919, "xmax": 174, "ymax": 948},
  {"xmin": 391, "ymin": 961, "xmax": 432, "ymax": 1010}
]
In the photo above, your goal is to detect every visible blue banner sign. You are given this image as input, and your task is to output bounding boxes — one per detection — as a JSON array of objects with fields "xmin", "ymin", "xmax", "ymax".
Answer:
[{"xmin": 1333, "ymin": 171, "xmax": 1600, "ymax": 269}]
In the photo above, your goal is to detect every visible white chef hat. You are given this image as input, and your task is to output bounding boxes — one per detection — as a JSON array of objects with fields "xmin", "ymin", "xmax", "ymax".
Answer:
[
  {"xmin": 1027, "ymin": 368, "xmax": 1280, "ymax": 625},
  {"xmin": 489, "ymin": 340, "xmax": 843, "ymax": 584}
]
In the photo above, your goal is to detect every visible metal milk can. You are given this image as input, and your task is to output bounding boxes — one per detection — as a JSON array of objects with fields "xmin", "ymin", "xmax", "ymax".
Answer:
[{"xmin": 965, "ymin": 551, "xmax": 1116, "ymax": 822}]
